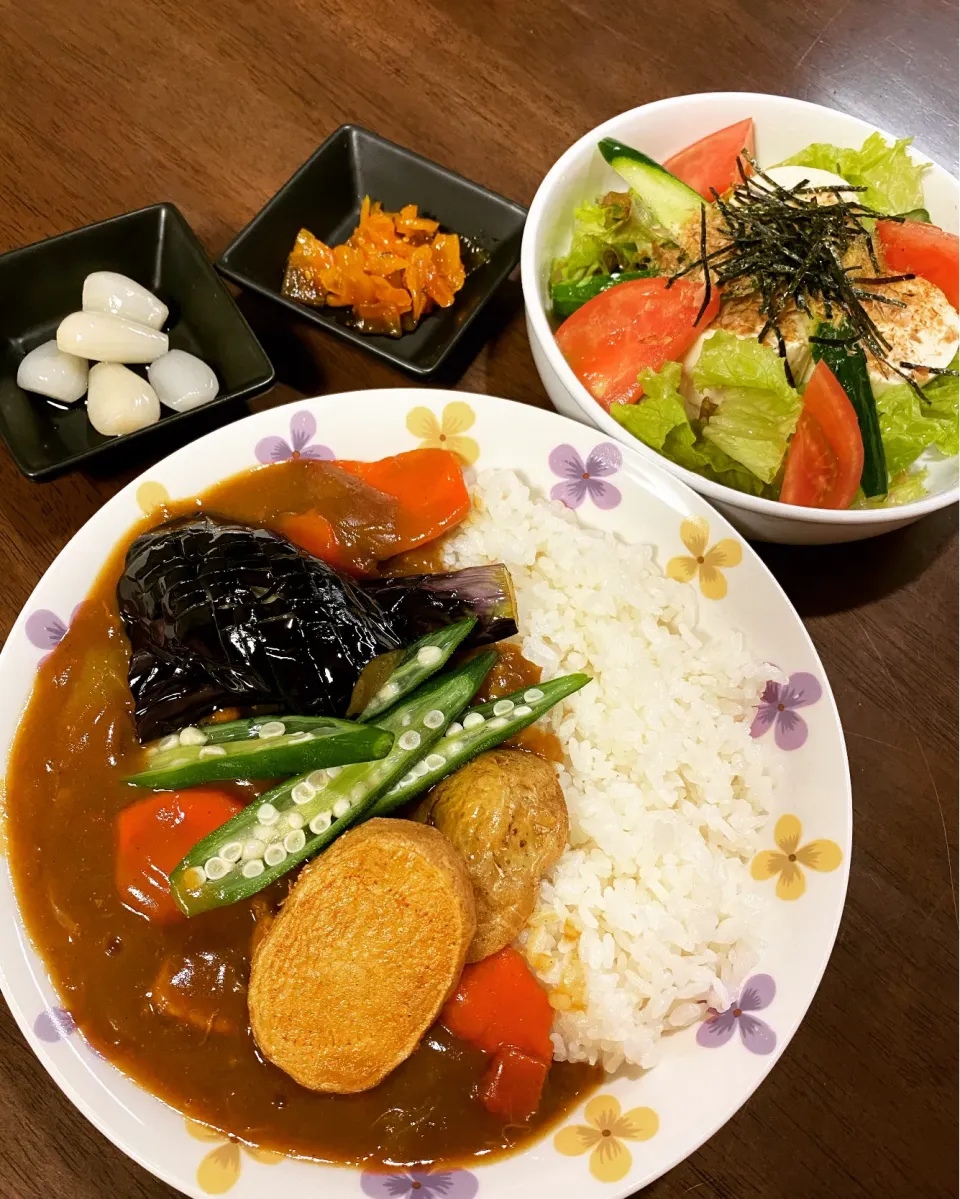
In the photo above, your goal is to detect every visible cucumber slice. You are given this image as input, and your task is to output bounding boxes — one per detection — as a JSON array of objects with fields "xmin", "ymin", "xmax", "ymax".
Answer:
[
  {"xmin": 812, "ymin": 321, "xmax": 887, "ymax": 497},
  {"xmin": 551, "ymin": 270, "xmax": 657, "ymax": 320},
  {"xmin": 169, "ymin": 651, "xmax": 497, "ymax": 916},
  {"xmin": 598, "ymin": 138, "xmax": 703, "ymax": 238}
]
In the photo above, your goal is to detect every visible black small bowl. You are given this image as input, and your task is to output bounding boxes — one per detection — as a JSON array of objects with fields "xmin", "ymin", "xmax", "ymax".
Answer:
[
  {"xmin": 216, "ymin": 125, "xmax": 527, "ymax": 377},
  {"xmin": 0, "ymin": 203, "xmax": 275, "ymax": 480}
]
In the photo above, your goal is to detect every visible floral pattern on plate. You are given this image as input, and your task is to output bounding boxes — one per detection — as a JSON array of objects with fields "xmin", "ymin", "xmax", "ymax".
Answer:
[
  {"xmin": 185, "ymin": 1119, "xmax": 282, "ymax": 1194},
  {"xmin": 255, "ymin": 411, "xmax": 334, "ymax": 464},
  {"xmin": 549, "ymin": 442, "xmax": 622, "ymax": 509},
  {"xmin": 136, "ymin": 480, "xmax": 172, "ymax": 516},
  {"xmin": 751, "ymin": 814, "xmax": 843, "ymax": 900},
  {"xmin": 406, "ymin": 401, "xmax": 480, "ymax": 466},
  {"xmin": 666, "ymin": 516, "xmax": 741, "ymax": 600},
  {"xmin": 697, "ymin": 974, "xmax": 777, "ymax": 1055},
  {"xmin": 25, "ymin": 605, "xmax": 80, "ymax": 656},
  {"xmin": 360, "ymin": 1167, "xmax": 480, "ymax": 1198},
  {"xmin": 750, "ymin": 672, "xmax": 822, "ymax": 750},
  {"xmin": 554, "ymin": 1093, "xmax": 658, "ymax": 1183},
  {"xmin": 33, "ymin": 1006, "xmax": 77, "ymax": 1042}
]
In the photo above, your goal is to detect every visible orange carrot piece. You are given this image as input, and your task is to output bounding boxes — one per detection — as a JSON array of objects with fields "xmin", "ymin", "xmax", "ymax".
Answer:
[
  {"xmin": 478, "ymin": 1045, "xmax": 550, "ymax": 1122},
  {"xmin": 115, "ymin": 790, "xmax": 244, "ymax": 924},
  {"xmin": 335, "ymin": 448, "xmax": 470, "ymax": 555},
  {"xmin": 440, "ymin": 946, "xmax": 554, "ymax": 1062}
]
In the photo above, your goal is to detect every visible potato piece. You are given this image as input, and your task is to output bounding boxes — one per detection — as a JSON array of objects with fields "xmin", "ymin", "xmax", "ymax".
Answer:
[
  {"xmin": 248, "ymin": 818, "xmax": 475, "ymax": 1093},
  {"xmin": 414, "ymin": 748, "xmax": 567, "ymax": 962}
]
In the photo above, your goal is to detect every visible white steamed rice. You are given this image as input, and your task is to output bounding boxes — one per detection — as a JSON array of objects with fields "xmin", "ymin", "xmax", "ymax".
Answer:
[{"xmin": 444, "ymin": 469, "xmax": 775, "ymax": 1072}]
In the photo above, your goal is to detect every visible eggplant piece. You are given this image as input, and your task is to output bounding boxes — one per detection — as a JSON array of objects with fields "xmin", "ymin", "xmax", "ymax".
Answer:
[
  {"xmin": 118, "ymin": 516, "xmax": 400, "ymax": 741},
  {"xmin": 361, "ymin": 565, "xmax": 518, "ymax": 646}
]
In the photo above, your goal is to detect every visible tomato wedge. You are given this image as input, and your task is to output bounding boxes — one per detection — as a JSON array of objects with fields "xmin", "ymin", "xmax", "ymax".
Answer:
[
  {"xmin": 555, "ymin": 277, "xmax": 720, "ymax": 411},
  {"xmin": 664, "ymin": 118, "xmax": 755, "ymax": 201},
  {"xmin": 116, "ymin": 789, "xmax": 245, "ymax": 923},
  {"xmin": 876, "ymin": 218, "xmax": 959, "ymax": 310},
  {"xmin": 781, "ymin": 361, "xmax": 864, "ymax": 509}
]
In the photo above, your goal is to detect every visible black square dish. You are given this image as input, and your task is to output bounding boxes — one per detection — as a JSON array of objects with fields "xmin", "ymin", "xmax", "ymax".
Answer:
[
  {"xmin": 216, "ymin": 125, "xmax": 527, "ymax": 377},
  {"xmin": 0, "ymin": 204, "xmax": 275, "ymax": 480}
]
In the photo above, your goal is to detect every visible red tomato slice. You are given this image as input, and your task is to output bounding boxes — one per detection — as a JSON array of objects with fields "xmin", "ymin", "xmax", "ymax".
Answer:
[
  {"xmin": 555, "ymin": 277, "xmax": 720, "ymax": 411},
  {"xmin": 116, "ymin": 789, "xmax": 245, "ymax": 923},
  {"xmin": 780, "ymin": 411, "xmax": 839, "ymax": 508},
  {"xmin": 663, "ymin": 119, "xmax": 756, "ymax": 201},
  {"xmin": 781, "ymin": 361, "xmax": 864, "ymax": 509},
  {"xmin": 876, "ymin": 219, "xmax": 959, "ymax": 310}
]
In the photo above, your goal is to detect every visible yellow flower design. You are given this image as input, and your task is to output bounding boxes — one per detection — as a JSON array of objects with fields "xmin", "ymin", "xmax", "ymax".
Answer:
[
  {"xmin": 185, "ymin": 1119, "xmax": 282, "ymax": 1194},
  {"xmin": 751, "ymin": 814, "xmax": 843, "ymax": 900},
  {"xmin": 136, "ymin": 480, "xmax": 171, "ymax": 516},
  {"xmin": 405, "ymin": 400, "xmax": 479, "ymax": 465},
  {"xmin": 554, "ymin": 1093, "xmax": 658, "ymax": 1183},
  {"xmin": 666, "ymin": 516, "xmax": 742, "ymax": 600}
]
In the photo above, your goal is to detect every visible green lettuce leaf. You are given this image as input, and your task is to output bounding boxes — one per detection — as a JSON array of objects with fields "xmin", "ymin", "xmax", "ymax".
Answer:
[
  {"xmin": 552, "ymin": 192, "xmax": 656, "ymax": 283},
  {"xmin": 852, "ymin": 469, "xmax": 928, "ymax": 508},
  {"xmin": 691, "ymin": 332, "xmax": 802, "ymax": 484},
  {"xmin": 875, "ymin": 355, "xmax": 959, "ymax": 477},
  {"xmin": 779, "ymin": 132, "xmax": 928, "ymax": 215},
  {"xmin": 610, "ymin": 361, "xmax": 767, "ymax": 496}
]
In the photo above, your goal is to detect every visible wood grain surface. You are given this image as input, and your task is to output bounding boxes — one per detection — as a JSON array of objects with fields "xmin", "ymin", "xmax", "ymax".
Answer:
[{"xmin": 0, "ymin": 2, "xmax": 956, "ymax": 1196}]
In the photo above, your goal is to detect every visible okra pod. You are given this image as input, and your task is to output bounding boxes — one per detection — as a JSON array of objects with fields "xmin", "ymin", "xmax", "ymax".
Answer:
[
  {"xmin": 127, "ymin": 720, "xmax": 393, "ymax": 790},
  {"xmin": 358, "ymin": 618, "xmax": 477, "ymax": 722},
  {"xmin": 169, "ymin": 650, "xmax": 497, "ymax": 916},
  {"xmin": 372, "ymin": 672, "xmax": 591, "ymax": 815}
]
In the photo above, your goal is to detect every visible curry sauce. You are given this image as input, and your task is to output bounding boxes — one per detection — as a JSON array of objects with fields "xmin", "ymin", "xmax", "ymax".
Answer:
[{"xmin": 4, "ymin": 460, "xmax": 599, "ymax": 1167}]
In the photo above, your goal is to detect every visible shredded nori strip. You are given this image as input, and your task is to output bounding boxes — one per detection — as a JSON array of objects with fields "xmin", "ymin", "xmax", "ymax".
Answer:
[{"xmin": 670, "ymin": 152, "xmax": 937, "ymax": 397}]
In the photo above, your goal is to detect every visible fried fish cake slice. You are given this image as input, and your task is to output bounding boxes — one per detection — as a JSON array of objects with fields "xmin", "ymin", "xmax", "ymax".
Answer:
[{"xmin": 248, "ymin": 818, "xmax": 475, "ymax": 1093}]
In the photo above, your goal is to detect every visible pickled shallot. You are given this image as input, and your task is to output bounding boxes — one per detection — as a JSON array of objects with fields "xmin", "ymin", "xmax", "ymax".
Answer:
[
  {"xmin": 281, "ymin": 197, "xmax": 466, "ymax": 337},
  {"xmin": 16, "ymin": 339, "xmax": 88, "ymax": 404}
]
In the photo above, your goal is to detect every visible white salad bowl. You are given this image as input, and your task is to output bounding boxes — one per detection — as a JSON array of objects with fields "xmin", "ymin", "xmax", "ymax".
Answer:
[
  {"xmin": 0, "ymin": 390, "xmax": 851, "ymax": 1197},
  {"xmin": 521, "ymin": 92, "xmax": 960, "ymax": 544}
]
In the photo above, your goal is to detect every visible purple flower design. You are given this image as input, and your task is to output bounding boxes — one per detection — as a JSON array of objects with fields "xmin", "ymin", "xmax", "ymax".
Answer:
[
  {"xmin": 360, "ymin": 1169, "xmax": 479, "ymax": 1199},
  {"xmin": 33, "ymin": 1007, "xmax": 76, "ymax": 1043},
  {"xmin": 549, "ymin": 442, "xmax": 622, "ymax": 510},
  {"xmin": 750, "ymin": 672, "xmax": 822, "ymax": 751},
  {"xmin": 697, "ymin": 974, "xmax": 777, "ymax": 1055},
  {"xmin": 255, "ymin": 411, "xmax": 334, "ymax": 465},
  {"xmin": 26, "ymin": 610, "xmax": 69, "ymax": 651}
]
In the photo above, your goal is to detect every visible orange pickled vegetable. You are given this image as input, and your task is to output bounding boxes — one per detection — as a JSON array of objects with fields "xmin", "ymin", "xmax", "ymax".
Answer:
[
  {"xmin": 280, "ymin": 197, "xmax": 466, "ymax": 336},
  {"xmin": 478, "ymin": 1046, "xmax": 550, "ymax": 1122},
  {"xmin": 440, "ymin": 946, "xmax": 554, "ymax": 1062},
  {"xmin": 336, "ymin": 449, "xmax": 470, "ymax": 556}
]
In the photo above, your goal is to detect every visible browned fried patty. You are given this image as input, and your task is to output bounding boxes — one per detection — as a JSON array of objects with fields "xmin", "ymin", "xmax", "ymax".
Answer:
[{"xmin": 248, "ymin": 818, "xmax": 476, "ymax": 1093}]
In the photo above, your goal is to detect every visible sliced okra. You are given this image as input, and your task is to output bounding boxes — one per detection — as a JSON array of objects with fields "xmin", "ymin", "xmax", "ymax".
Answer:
[
  {"xmin": 358, "ymin": 617, "xmax": 477, "ymax": 722},
  {"xmin": 372, "ymin": 672, "xmax": 591, "ymax": 815},
  {"xmin": 169, "ymin": 650, "xmax": 497, "ymax": 916},
  {"xmin": 127, "ymin": 721, "xmax": 393, "ymax": 790}
]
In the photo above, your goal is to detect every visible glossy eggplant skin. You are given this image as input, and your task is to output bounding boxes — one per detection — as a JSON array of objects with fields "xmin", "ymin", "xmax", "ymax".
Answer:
[
  {"xmin": 118, "ymin": 516, "xmax": 400, "ymax": 741},
  {"xmin": 362, "ymin": 565, "xmax": 518, "ymax": 646}
]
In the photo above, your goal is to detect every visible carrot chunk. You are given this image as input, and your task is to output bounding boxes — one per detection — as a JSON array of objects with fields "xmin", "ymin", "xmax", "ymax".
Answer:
[
  {"xmin": 440, "ymin": 946, "xmax": 554, "ymax": 1062},
  {"xmin": 115, "ymin": 789, "xmax": 244, "ymax": 923},
  {"xmin": 336, "ymin": 449, "xmax": 470, "ymax": 555},
  {"xmin": 478, "ymin": 1045, "xmax": 550, "ymax": 1122}
]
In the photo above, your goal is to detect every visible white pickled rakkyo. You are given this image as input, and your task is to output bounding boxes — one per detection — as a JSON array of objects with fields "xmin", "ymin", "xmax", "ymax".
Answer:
[
  {"xmin": 82, "ymin": 271, "xmax": 169, "ymax": 330},
  {"xmin": 86, "ymin": 362, "xmax": 161, "ymax": 436},
  {"xmin": 57, "ymin": 311, "xmax": 168, "ymax": 363},
  {"xmin": 16, "ymin": 339, "xmax": 89, "ymax": 404},
  {"xmin": 148, "ymin": 349, "xmax": 219, "ymax": 413}
]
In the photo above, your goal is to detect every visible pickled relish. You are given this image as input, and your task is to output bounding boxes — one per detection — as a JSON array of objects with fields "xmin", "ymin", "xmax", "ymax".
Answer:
[{"xmin": 281, "ymin": 197, "xmax": 466, "ymax": 336}]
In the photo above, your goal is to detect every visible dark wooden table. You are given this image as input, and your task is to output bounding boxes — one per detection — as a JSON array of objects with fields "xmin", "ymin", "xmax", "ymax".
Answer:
[{"xmin": 0, "ymin": 2, "xmax": 956, "ymax": 1196}]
